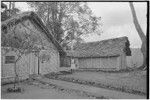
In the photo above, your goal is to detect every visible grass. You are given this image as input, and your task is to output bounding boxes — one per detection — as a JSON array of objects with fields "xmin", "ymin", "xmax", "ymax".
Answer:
[
  {"xmin": 45, "ymin": 70, "xmax": 146, "ymax": 96},
  {"xmin": 32, "ymin": 78, "xmax": 108, "ymax": 99},
  {"xmin": 1, "ymin": 80, "xmax": 108, "ymax": 99}
]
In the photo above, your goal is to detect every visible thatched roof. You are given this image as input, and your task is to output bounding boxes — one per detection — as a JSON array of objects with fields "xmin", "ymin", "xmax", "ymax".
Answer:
[
  {"xmin": 1, "ymin": 11, "xmax": 65, "ymax": 55},
  {"xmin": 67, "ymin": 36, "xmax": 131, "ymax": 58}
]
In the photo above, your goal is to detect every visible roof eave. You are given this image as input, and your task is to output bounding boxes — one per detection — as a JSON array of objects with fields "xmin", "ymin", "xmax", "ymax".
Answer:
[
  {"xmin": 2, "ymin": 11, "xmax": 65, "ymax": 55},
  {"xmin": 30, "ymin": 12, "xmax": 65, "ymax": 54}
]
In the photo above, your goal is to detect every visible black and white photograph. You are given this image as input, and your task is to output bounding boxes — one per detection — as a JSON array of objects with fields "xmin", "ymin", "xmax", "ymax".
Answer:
[{"xmin": 1, "ymin": 1, "xmax": 148, "ymax": 99}]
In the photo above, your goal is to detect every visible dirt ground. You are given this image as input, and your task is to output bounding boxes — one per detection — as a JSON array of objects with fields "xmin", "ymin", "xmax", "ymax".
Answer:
[
  {"xmin": 59, "ymin": 70, "xmax": 146, "ymax": 93},
  {"xmin": 1, "ymin": 82, "xmax": 90, "ymax": 99}
]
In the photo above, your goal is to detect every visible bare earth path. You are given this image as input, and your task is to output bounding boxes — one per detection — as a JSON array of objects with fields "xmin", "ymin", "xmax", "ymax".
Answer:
[{"xmin": 33, "ymin": 76, "xmax": 146, "ymax": 99}]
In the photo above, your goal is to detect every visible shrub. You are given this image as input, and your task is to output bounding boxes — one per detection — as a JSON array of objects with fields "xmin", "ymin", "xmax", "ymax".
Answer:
[{"xmin": 59, "ymin": 71, "xmax": 72, "ymax": 75}]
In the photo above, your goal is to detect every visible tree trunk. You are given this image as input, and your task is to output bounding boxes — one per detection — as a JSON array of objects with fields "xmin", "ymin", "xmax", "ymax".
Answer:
[
  {"xmin": 12, "ymin": 2, "xmax": 15, "ymax": 16},
  {"xmin": 51, "ymin": 2, "xmax": 63, "ymax": 43},
  {"xmin": 9, "ymin": 2, "xmax": 11, "ymax": 17},
  {"xmin": 14, "ymin": 61, "xmax": 19, "ymax": 89},
  {"xmin": 129, "ymin": 2, "xmax": 147, "ymax": 70},
  {"xmin": 140, "ymin": 39, "xmax": 147, "ymax": 69},
  {"xmin": 13, "ymin": 55, "xmax": 21, "ymax": 88}
]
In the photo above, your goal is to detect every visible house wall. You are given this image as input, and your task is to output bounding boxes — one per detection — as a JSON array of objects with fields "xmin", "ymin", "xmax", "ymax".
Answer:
[
  {"xmin": 1, "ymin": 50, "xmax": 16, "ymax": 78},
  {"xmin": 39, "ymin": 49, "xmax": 59, "ymax": 74},
  {"xmin": 120, "ymin": 53, "xmax": 127, "ymax": 69},
  {"xmin": 1, "ymin": 49, "xmax": 37, "ymax": 83},
  {"xmin": 21, "ymin": 19, "xmax": 60, "ymax": 74},
  {"xmin": 77, "ymin": 57, "xmax": 120, "ymax": 70},
  {"xmin": 1, "ymin": 19, "xmax": 60, "ymax": 83}
]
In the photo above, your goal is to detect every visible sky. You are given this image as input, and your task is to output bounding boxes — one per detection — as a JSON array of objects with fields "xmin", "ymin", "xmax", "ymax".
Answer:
[
  {"xmin": 86, "ymin": 2, "xmax": 147, "ymax": 48},
  {"xmin": 7, "ymin": 2, "xmax": 147, "ymax": 48}
]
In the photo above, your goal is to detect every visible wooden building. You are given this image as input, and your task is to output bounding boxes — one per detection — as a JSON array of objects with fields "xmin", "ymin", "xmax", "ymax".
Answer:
[
  {"xmin": 67, "ymin": 37, "xmax": 131, "ymax": 70},
  {"xmin": 1, "ymin": 12, "xmax": 64, "ymax": 83}
]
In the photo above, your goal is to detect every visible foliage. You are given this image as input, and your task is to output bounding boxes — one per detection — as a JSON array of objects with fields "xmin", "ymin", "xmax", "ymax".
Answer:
[
  {"xmin": 1, "ymin": 2, "xmax": 20, "ymax": 21},
  {"xmin": 27, "ymin": 2, "xmax": 102, "ymax": 48},
  {"xmin": 2, "ymin": 25, "xmax": 40, "ymax": 60}
]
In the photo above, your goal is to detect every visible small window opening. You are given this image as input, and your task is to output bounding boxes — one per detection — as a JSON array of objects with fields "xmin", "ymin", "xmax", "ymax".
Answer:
[{"xmin": 5, "ymin": 56, "xmax": 15, "ymax": 64}]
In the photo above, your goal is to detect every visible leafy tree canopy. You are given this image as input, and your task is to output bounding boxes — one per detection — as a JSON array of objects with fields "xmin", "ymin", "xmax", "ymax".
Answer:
[
  {"xmin": 28, "ymin": 2, "xmax": 102, "ymax": 49},
  {"xmin": 1, "ymin": 2, "xmax": 20, "ymax": 21}
]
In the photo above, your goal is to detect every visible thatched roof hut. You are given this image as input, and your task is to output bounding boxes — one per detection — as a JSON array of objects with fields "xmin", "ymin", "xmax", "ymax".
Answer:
[{"xmin": 66, "ymin": 37, "xmax": 131, "ymax": 70}]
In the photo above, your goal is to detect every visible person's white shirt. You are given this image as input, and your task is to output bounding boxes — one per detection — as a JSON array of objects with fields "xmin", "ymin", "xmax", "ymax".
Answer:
[{"xmin": 71, "ymin": 59, "xmax": 76, "ymax": 69}]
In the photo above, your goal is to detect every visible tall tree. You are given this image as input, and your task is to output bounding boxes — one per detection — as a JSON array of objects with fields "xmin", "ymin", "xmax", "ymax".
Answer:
[
  {"xmin": 28, "ymin": 2, "xmax": 102, "ymax": 48},
  {"xmin": 129, "ymin": 2, "xmax": 147, "ymax": 70}
]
